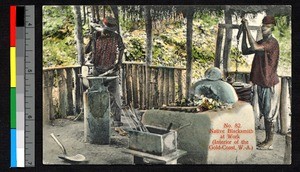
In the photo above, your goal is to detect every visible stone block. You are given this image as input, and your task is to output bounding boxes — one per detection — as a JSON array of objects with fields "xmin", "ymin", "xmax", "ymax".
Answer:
[
  {"xmin": 142, "ymin": 101, "xmax": 256, "ymax": 164},
  {"xmin": 128, "ymin": 126, "xmax": 177, "ymax": 156}
]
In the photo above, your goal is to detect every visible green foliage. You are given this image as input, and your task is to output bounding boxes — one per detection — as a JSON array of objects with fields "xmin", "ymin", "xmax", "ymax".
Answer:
[
  {"xmin": 43, "ymin": 5, "xmax": 291, "ymax": 78},
  {"xmin": 124, "ymin": 37, "xmax": 146, "ymax": 61},
  {"xmin": 273, "ymin": 16, "xmax": 291, "ymax": 76},
  {"xmin": 121, "ymin": 11, "xmax": 223, "ymax": 79},
  {"xmin": 229, "ymin": 47, "xmax": 249, "ymax": 72},
  {"xmin": 43, "ymin": 6, "xmax": 77, "ymax": 67}
]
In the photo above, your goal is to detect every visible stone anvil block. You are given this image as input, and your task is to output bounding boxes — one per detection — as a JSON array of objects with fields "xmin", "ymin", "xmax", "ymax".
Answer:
[
  {"xmin": 128, "ymin": 126, "xmax": 177, "ymax": 156},
  {"xmin": 142, "ymin": 101, "xmax": 256, "ymax": 164}
]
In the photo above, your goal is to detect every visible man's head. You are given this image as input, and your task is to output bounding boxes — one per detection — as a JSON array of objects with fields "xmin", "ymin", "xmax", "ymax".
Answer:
[
  {"xmin": 261, "ymin": 16, "xmax": 276, "ymax": 37},
  {"xmin": 101, "ymin": 16, "xmax": 118, "ymax": 34}
]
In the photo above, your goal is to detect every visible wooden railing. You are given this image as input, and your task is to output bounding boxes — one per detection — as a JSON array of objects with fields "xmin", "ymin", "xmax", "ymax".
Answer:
[
  {"xmin": 121, "ymin": 62, "xmax": 186, "ymax": 109},
  {"xmin": 43, "ymin": 65, "xmax": 82, "ymax": 123},
  {"xmin": 42, "ymin": 65, "xmax": 291, "ymax": 134},
  {"xmin": 42, "ymin": 63, "xmax": 186, "ymax": 123}
]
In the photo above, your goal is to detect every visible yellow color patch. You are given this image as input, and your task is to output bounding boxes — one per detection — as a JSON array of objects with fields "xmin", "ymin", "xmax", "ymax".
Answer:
[{"xmin": 10, "ymin": 47, "xmax": 16, "ymax": 87}]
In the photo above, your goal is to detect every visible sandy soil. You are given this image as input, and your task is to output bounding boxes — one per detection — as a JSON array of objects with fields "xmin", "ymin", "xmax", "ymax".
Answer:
[{"xmin": 43, "ymin": 118, "xmax": 289, "ymax": 165}]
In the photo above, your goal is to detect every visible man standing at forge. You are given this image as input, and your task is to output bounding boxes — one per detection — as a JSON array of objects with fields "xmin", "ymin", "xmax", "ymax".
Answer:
[
  {"xmin": 241, "ymin": 16, "xmax": 280, "ymax": 150},
  {"xmin": 85, "ymin": 16, "xmax": 125, "ymax": 127}
]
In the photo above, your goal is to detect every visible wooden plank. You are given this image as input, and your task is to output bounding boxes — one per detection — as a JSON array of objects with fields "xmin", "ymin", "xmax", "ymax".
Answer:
[
  {"xmin": 147, "ymin": 67, "xmax": 152, "ymax": 108},
  {"xmin": 122, "ymin": 149, "xmax": 187, "ymax": 164},
  {"xmin": 65, "ymin": 68, "xmax": 74, "ymax": 115},
  {"xmin": 153, "ymin": 68, "xmax": 159, "ymax": 108},
  {"xmin": 177, "ymin": 70, "xmax": 183, "ymax": 101},
  {"xmin": 122, "ymin": 61, "xmax": 186, "ymax": 70},
  {"xmin": 73, "ymin": 68, "xmax": 82, "ymax": 114},
  {"xmin": 164, "ymin": 68, "xmax": 170, "ymax": 105},
  {"xmin": 43, "ymin": 65, "xmax": 81, "ymax": 71},
  {"xmin": 214, "ymin": 27, "xmax": 224, "ymax": 68},
  {"xmin": 57, "ymin": 69, "xmax": 67, "ymax": 118},
  {"xmin": 170, "ymin": 69, "xmax": 175, "ymax": 104},
  {"xmin": 43, "ymin": 71, "xmax": 50, "ymax": 125},
  {"xmin": 218, "ymin": 23, "xmax": 260, "ymax": 30},
  {"xmin": 143, "ymin": 65, "xmax": 147, "ymax": 109},
  {"xmin": 284, "ymin": 133, "xmax": 292, "ymax": 164},
  {"xmin": 48, "ymin": 71, "xmax": 55, "ymax": 121},
  {"xmin": 138, "ymin": 64, "xmax": 144, "ymax": 109},
  {"xmin": 158, "ymin": 68, "xmax": 164, "ymax": 107},
  {"xmin": 280, "ymin": 77, "xmax": 289, "ymax": 134},
  {"xmin": 132, "ymin": 64, "xmax": 139, "ymax": 108},
  {"xmin": 126, "ymin": 64, "xmax": 133, "ymax": 106},
  {"xmin": 122, "ymin": 64, "xmax": 127, "ymax": 105}
]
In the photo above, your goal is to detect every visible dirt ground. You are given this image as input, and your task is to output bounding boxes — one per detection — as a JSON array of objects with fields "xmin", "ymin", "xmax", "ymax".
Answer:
[{"xmin": 43, "ymin": 117, "xmax": 289, "ymax": 165}]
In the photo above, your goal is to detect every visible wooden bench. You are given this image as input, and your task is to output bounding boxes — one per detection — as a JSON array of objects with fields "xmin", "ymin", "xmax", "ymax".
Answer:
[{"xmin": 122, "ymin": 149, "xmax": 187, "ymax": 164}]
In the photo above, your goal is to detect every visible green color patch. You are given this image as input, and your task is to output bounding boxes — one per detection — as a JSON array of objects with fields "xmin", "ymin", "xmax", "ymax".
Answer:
[{"xmin": 10, "ymin": 88, "xmax": 16, "ymax": 128}]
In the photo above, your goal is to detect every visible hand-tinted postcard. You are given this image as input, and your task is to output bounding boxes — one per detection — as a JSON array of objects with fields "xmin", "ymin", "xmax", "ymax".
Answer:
[{"xmin": 42, "ymin": 5, "xmax": 291, "ymax": 165}]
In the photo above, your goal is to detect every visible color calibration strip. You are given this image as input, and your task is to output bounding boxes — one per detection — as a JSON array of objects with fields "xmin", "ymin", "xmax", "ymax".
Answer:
[{"xmin": 10, "ymin": 5, "xmax": 35, "ymax": 167}]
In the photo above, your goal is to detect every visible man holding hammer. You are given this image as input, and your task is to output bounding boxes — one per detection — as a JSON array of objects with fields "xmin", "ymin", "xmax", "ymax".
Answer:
[{"xmin": 241, "ymin": 16, "xmax": 280, "ymax": 150}]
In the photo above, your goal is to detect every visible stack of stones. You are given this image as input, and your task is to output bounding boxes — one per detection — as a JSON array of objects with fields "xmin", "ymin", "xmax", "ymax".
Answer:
[{"xmin": 191, "ymin": 67, "xmax": 238, "ymax": 105}]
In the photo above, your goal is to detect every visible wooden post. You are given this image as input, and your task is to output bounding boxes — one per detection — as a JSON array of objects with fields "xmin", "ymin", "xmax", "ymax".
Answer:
[
  {"xmin": 57, "ymin": 69, "xmax": 67, "ymax": 118},
  {"xmin": 284, "ymin": 133, "xmax": 291, "ymax": 164},
  {"xmin": 214, "ymin": 26, "xmax": 224, "ymax": 68},
  {"xmin": 222, "ymin": 6, "xmax": 233, "ymax": 77},
  {"xmin": 91, "ymin": 6, "xmax": 96, "ymax": 22},
  {"xmin": 144, "ymin": 6, "xmax": 153, "ymax": 109},
  {"xmin": 145, "ymin": 6, "xmax": 152, "ymax": 66},
  {"xmin": 111, "ymin": 5, "xmax": 121, "ymax": 34},
  {"xmin": 95, "ymin": 6, "xmax": 100, "ymax": 22},
  {"xmin": 73, "ymin": 67, "xmax": 82, "ymax": 114},
  {"xmin": 185, "ymin": 9, "xmax": 194, "ymax": 99},
  {"xmin": 66, "ymin": 68, "xmax": 74, "ymax": 115},
  {"xmin": 73, "ymin": 5, "xmax": 84, "ymax": 65},
  {"xmin": 280, "ymin": 77, "xmax": 289, "ymax": 134}
]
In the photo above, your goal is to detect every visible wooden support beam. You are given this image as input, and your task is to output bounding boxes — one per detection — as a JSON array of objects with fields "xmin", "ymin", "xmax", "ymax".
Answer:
[
  {"xmin": 66, "ymin": 68, "xmax": 74, "ymax": 115},
  {"xmin": 280, "ymin": 77, "xmax": 289, "ymax": 134},
  {"xmin": 185, "ymin": 10, "xmax": 194, "ymax": 99},
  {"xmin": 214, "ymin": 27, "xmax": 224, "ymax": 68},
  {"xmin": 218, "ymin": 23, "xmax": 260, "ymax": 30},
  {"xmin": 222, "ymin": 8, "xmax": 233, "ymax": 77},
  {"xmin": 73, "ymin": 67, "xmax": 82, "ymax": 114},
  {"xmin": 58, "ymin": 69, "xmax": 67, "ymax": 118}
]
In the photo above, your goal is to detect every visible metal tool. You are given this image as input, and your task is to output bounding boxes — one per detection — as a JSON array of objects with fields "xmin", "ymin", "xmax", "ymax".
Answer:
[{"xmin": 50, "ymin": 133, "xmax": 86, "ymax": 163}]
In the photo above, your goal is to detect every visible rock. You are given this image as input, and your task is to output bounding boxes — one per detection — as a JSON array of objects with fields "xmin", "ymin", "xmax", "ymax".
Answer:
[
  {"xmin": 191, "ymin": 67, "xmax": 238, "ymax": 104},
  {"xmin": 204, "ymin": 67, "xmax": 223, "ymax": 81}
]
